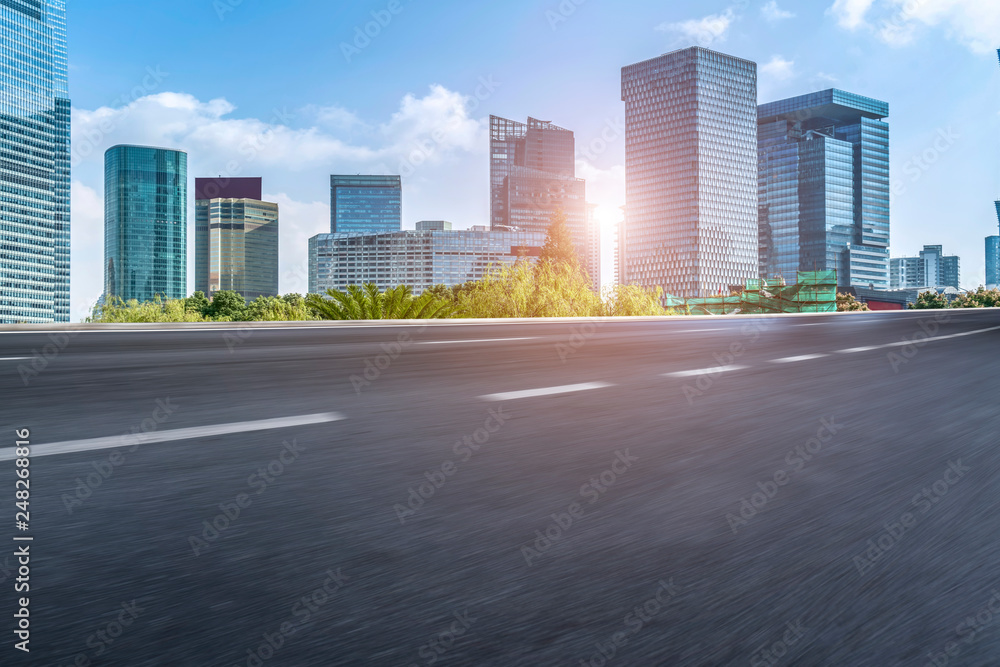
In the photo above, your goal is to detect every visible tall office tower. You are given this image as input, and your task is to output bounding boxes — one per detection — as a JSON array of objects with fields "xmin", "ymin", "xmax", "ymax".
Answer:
[
  {"xmin": 759, "ymin": 90, "xmax": 890, "ymax": 289},
  {"xmin": 104, "ymin": 145, "xmax": 188, "ymax": 303},
  {"xmin": 890, "ymin": 245, "xmax": 961, "ymax": 290},
  {"xmin": 919, "ymin": 245, "xmax": 960, "ymax": 289},
  {"xmin": 194, "ymin": 178, "xmax": 279, "ymax": 301},
  {"xmin": 489, "ymin": 116, "xmax": 598, "ymax": 290},
  {"xmin": 330, "ymin": 175, "xmax": 401, "ymax": 234},
  {"xmin": 621, "ymin": 48, "xmax": 758, "ymax": 298},
  {"xmin": 0, "ymin": 0, "xmax": 70, "ymax": 323},
  {"xmin": 987, "ymin": 237, "xmax": 999, "ymax": 289}
]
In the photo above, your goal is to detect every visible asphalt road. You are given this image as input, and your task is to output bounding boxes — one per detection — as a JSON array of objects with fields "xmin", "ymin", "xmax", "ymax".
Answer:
[{"xmin": 1, "ymin": 310, "xmax": 999, "ymax": 666}]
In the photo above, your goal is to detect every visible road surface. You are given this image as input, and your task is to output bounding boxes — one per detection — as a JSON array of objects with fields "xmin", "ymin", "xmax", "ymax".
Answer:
[{"xmin": 0, "ymin": 310, "xmax": 998, "ymax": 666}]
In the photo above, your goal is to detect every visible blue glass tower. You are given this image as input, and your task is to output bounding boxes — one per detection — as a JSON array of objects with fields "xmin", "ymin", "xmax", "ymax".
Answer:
[
  {"xmin": 104, "ymin": 146, "xmax": 188, "ymax": 303},
  {"xmin": 621, "ymin": 48, "xmax": 759, "ymax": 298},
  {"xmin": 987, "ymin": 237, "xmax": 999, "ymax": 289},
  {"xmin": 758, "ymin": 90, "xmax": 890, "ymax": 288},
  {"xmin": 0, "ymin": 0, "xmax": 70, "ymax": 323},
  {"xmin": 330, "ymin": 175, "xmax": 401, "ymax": 235}
]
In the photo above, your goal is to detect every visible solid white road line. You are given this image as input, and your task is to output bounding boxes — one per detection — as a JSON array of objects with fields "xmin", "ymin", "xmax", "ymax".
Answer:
[
  {"xmin": 835, "ymin": 325, "xmax": 1000, "ymax": 355},
  {"xmin": 0, "ymin": 412, "xmax": 346, "ymax": 461},
  {"xmin": 678, "ymin": 328, "xmax": 726, "ymax": 333},
  {"xmin": 418, "ymin": 338, "xmax": 536, "ymax": 345},
  {"xmin": 480, "ymin": 382, "xmax": 614, "ymax": 402},
  {"xmin": 0, "ymin": 357, "xmax": 29, "ymax": 361},
  {"xmin": 771, "ymin": 354, "xmax": 830, "ymax": 364},
  {"xmin": 664, "ymin": 365, "xmax": 749, "ymax": 378}
]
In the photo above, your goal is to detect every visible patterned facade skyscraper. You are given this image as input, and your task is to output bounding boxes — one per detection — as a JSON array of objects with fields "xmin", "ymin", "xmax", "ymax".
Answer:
[
  {"xmin": 104, "ymin": 146, "xmax": 188, "ymax": 303},
  {"xmin": 0, "ymin": 0, "xmax": 70, "ymax": 323},
  {"xmin": 621, "ymin": 48, "xmax": 758, "ymax": 298},
  {"xmin": 759, "ymin": 89, "xmax": 890, "ymax": 289},
  {"xmin": 489, "ymin": 116, "xmax": 599, "ymax": 290},
  {"xmin": 194, "ymin": 178, "xmax": 279, "ymax": 301}
]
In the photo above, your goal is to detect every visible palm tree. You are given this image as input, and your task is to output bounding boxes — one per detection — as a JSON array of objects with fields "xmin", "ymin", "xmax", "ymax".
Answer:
[{"xmin": 306, "ymin": 284, "xmax": 456, "ymax": 320}]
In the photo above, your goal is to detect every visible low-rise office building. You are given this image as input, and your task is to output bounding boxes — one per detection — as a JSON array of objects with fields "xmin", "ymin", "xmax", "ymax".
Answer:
[{"xmin": 308, "ymin": 228, "xmax": 545, "ymax": 295}]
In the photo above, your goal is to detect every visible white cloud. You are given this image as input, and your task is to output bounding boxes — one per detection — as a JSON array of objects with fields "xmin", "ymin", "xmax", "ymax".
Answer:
[
  {"xmin": 759, "ymin": 55, "xmax": 797, "ymax": 81},
  {"xmin": 69, "ymin": 85, "xmax": 494, "ymax": 310},
  {"xmin": 829, "ymin": 0, "xmax": 1000, "ymax": 54},
  {"xmin": 829, "ymin": 0, "xmax": 876, "ymax": 30},
  {"xmin": 761, "ymin": 1, "xmax": 795, "ymax": 22},
  {"xmin": 657, "ymin": 9, "xmax": 736, "ymax": 47}
]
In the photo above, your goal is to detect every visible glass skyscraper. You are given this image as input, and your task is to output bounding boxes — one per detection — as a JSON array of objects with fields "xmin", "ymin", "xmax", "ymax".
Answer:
[
  {"xmin": 0, "ymin": 0, "xmax": 70, "ymax": 323},
  {"xmin": 195, "ymin": 178, "xmax": 278, "ymax": 301},
  {"xmin": 987, "ymin": 236, "xmax": 999, "ymax": 289},
  {"xmin": 330, "ymin": 175, "xmax": 401, "ymax": 235},
  {"xmin": 758, "ymin": 89, "xmax": 890, "ymax": 288},
  {"xmin": 621, "ymin": 48, "xmax": 758, "ymax": 298},
  {"xmin": 104, "ymin": 145, "xmax": 188, "ymax": 303},
  {"xmin": 489, "ymin": 115, "xmax": 597, "ymax": 290}
]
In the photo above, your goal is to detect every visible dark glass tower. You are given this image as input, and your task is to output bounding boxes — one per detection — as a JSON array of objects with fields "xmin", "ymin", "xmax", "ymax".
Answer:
[
  {"xmin": 104, "ymin": 145, "xmax": 188, "ymax": 303},
  {"xmin": 621, "ymin": 48, "xmax": 759, "ymax": 298},
  {"xmin": 758, "ymin": 90, "xmax": 890, "ymax": 288},
  {"xmin": 489, "ymin": 116, "xmax": 596, "ymax": 288},
  {"xmin": 0, "ymin": 0, "xmax": 70, "ymax": 323},
  {"xmin": 330, "ymin": 175, "xmax": 401, "ymax": 235},
  {"xmin": 194, "ymin": 178, "xmax": 278, "ymax": 301}
]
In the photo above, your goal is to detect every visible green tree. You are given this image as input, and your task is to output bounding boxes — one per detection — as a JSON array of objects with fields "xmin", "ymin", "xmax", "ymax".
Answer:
[
  {"xmin": 910, "ymin": 291, "xmax": 949, "ymax": 310},
  {"xmin": 306, "ymin": 284, "xmax": 456, "ymax": 320},
  {"xmin": 185, "ymin": 291, "xmax": 210, "ymax": 315},
  {"xmin": 206, "ymin": 290, "xmax": 247, "ymax": 320},
  {"xmin": 538, "ymin": 209, "xmax": 579, "ymax": 268},
  {"xmin": 457, "ymin": 260, "xmax": 601, "ymax": 318},
  {"xmin": 601, "ymin": 284, "xmax": 669, "ymax": 317},
  {"xmin": 950, "ymin": 287, "xmax": 1000, "ymax": 308},
  {"xmin": 244, "ymin": 295, "xmax": 317, "ymax": 322},
  {"xmin": 837, "ymin": 292, "xmax": 870, "ymax": 312},
  {"xmin": 89, "ymin": 296, "xmax": 206, "ymax": 323}
]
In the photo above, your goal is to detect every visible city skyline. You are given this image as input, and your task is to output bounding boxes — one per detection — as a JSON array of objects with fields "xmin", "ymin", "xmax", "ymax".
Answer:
[{"xmin": 52, "ymin": 1, "xmax": 1000, "ymax": 317}]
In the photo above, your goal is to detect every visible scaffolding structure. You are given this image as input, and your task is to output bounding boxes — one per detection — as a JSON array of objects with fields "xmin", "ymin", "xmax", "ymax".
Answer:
[{"xmin": 676, "ymin": 271, "xmax": 838, "ymax": 315}]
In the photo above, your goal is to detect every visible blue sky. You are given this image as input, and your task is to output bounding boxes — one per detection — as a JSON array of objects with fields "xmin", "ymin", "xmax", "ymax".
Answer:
[{"xmin": 67, "ymin": 0, "xmax": 1000, "ymax": 318}]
